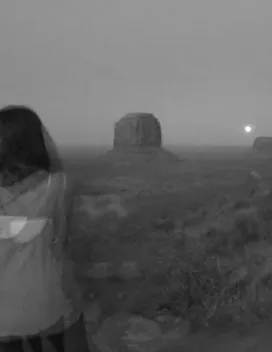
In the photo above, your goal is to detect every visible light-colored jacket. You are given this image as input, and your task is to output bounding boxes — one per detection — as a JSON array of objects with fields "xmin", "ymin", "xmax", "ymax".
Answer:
[{"xmin": 0, "ymin": 171, "xmax": 81, "ymax": 338}]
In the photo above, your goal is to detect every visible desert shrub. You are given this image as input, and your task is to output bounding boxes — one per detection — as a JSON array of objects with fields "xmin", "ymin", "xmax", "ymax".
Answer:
[
  {"xmin": 69, "ymin": 170, "xmax": 272, "ymax": 330},
  {"xmin": 125, "ymin": 194, "xmax": 272, "ymax": 330}
]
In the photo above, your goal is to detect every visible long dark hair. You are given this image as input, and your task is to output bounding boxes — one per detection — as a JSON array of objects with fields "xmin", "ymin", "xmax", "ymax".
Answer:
[{"xmin": 0, "ymin": 105, "xmax": 62, "ymax": 186}]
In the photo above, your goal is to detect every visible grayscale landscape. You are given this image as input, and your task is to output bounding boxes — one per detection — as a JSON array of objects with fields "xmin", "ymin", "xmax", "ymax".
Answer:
[
  {"xmin": 2, "ymin": 1, "xmax": 272, "ymax": 350},
  {"xmin": 61, "ymin": 135, "xmax": 272, "ymax": 352}
]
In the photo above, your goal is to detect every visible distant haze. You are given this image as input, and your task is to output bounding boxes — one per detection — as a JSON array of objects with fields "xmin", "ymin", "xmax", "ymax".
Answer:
[{"xmin": 0, "ymin": 0, "xmax": 271, "ymax": 146}]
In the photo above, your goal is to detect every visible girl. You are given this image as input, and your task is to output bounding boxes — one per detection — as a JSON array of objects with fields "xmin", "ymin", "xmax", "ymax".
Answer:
[{"xmin": 0, "ymin": 106, "xmax": 90, "ymax": 352}]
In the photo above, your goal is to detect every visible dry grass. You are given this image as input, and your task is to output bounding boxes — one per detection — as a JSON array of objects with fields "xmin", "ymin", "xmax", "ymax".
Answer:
[
  {"xmin": 65, "ymin": 147, "xmax": 272, "ymax": 331},
  {"xmin": 113, "ymin": 193, "xmax": 272, "ymax": 331}
]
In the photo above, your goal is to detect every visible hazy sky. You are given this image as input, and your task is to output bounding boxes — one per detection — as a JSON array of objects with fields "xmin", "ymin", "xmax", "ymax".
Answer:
[{"xmin": 0, "ymin": 0, "xmax": 272, "ymax": 146}]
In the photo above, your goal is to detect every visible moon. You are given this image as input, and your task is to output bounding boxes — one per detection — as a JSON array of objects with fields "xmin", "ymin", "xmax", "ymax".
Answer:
[{"xmin": 244, "ymin": 125, "xmax": 253, "ymax": 134}]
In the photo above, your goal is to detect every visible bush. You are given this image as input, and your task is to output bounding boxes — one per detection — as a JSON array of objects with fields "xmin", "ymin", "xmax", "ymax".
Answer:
[{"xmin": 133, "ymin": 193, "xmax": 272, "ymax": 330}]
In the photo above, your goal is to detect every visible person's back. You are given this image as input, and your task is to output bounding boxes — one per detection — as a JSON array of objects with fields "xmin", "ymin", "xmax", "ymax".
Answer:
[
  {"xmin": 0, "ymin": 106, "xmax": 89, "ymax": 352},
  {"xmin": 0, "ymin": 171, "xmax": 69, "ymax": 334}
]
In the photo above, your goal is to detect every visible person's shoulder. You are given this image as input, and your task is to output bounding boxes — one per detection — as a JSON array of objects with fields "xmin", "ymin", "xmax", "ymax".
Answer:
[
  {"xmin": 0, "ymin": 186, "xmax": 13, "ymax": 206},
  {"xmin": 48, "ymin": 172, "xmax": 67, "ymax": 191}
]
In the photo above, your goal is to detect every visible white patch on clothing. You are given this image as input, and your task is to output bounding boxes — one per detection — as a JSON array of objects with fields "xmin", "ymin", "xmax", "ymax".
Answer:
[
  {"xmin": 10, "ymin": 219, "xmax": 27, "ymax": 235},
  {"xmin": 0, "ymin": 216, "xmax": 48, "ymax": 243}
]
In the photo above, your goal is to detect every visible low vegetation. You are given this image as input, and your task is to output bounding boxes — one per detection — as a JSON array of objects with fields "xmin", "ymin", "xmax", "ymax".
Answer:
[
  {"xmin": 136, "ymin": 193, "xmax": 272, "ymax": 329},
  {"xmin": 67, "ymin": 153, "xmax": 272, "ymax": 333}
]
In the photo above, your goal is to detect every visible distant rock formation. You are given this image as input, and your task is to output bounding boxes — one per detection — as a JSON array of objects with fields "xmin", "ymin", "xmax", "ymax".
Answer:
[
  {"xmin": 113, "ymin": 113, "xmax": 162, "ymax": 149},
  {"xmin": 252, "ymin": 137, "xmax": 272, "ymax": 157},
  {"xmin": 96, "ymin": 112, "xmax": 181, "ymax": 167}
]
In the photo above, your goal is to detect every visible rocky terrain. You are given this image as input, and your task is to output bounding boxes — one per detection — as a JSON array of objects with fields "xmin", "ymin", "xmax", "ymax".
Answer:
[{"xmin": 57, "ymin": 148, "xmax": 272, "ymax": 352}]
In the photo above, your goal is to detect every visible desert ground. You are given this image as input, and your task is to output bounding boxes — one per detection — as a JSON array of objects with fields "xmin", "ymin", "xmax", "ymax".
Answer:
[{"xmin": 60, "ymin": 145, "xmax": 272, "ymax": 352}]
